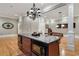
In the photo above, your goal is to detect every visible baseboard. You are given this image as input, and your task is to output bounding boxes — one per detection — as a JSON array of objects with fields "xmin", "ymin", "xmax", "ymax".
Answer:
[
  {"xmin": 75, "ymin": 35, "xmax": 79, "ymax": 39},
  {"xmin": 0, "ymin": 34, "xmax": 18, "ymax": 37},
  {"xmin": 67, "ymin": 45, "xmax": 75, "ymax": 51},
  {"xmin": 64, "ymin": 34, "xmax": 79, "ymax": 39}
]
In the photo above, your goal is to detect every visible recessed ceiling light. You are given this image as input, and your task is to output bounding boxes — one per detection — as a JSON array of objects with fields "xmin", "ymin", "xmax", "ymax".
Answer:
[{"xmin": 61, "ymin": 24, "xmax": 65, "ymax": 27}]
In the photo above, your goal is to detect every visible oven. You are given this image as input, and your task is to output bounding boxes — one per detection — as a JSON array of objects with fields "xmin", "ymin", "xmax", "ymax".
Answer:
[{"xmin": 31, "ymin": 39, "xmax": 48, "ymax": 56}]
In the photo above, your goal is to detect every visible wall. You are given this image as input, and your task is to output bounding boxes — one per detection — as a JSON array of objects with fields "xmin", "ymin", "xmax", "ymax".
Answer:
[
  {"xmin": 45, "ymin": 16, "xmax": 79, "ymax": 36},
  {"xmin": 0, "ymin": 17, "xmax": 18, "ymax": 35},
  {"xmin": 22, "ymin": 17, "xmax": 39, "ymax": 34},
  {"xmin": 74, "ymin": 16, "xmax": 79, "ymax": 36},
  {"xmin": 44, "ymin": 17, "xmax": 68, "ymax": 34},
  {"xmin": 18, "ymin": 16, "xmax": 46, "ymax": 35},
  {"xmin": 18, "ymin": 16, "xmax": 79, "ymax": 37}
]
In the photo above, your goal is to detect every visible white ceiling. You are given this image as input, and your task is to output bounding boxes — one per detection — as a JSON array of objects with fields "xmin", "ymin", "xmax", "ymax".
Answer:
[
  {"xmin": 0, "ymin": 3, "xmax": 79, "ymax": 19},
  {"xmin": 0, "ymin": 3, "xmax": 57, "ymax": 19},
  {"xmin": 44, "ymin": 3, "xmax": 79, "ymax": 19}
]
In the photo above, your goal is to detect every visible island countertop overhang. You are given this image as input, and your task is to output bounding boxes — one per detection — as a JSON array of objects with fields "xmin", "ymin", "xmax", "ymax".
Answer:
[{"xmin": 18, "ymin": 33, "xmax": 60, "ymax": 44}]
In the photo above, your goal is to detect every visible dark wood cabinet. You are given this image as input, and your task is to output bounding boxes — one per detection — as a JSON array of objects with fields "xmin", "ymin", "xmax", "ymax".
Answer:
[
  {"xmin": 18, "ymin": 35, "xmax": 60, "ymax": 56},
  {"xmin": 48, "ymin": 41, "xmax": 59, "ymax": 56},
  {"xmin": 18, "ymin": 35, "xmax": 31, "ymax": 55},
  {"xmin": 22, "ymin": 36, "xmax": 31, "ymax": 55},
  {"xmin": 31, "ymin": 39, "xmax": 60, "ymax": 56},
  {"xmin": 18, "ymin": 35, "xmax": 23, "ymax": 50}
]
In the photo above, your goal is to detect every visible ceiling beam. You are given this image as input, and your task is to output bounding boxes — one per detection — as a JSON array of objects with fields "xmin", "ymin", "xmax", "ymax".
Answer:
[{"xmin": 42, "ymin": 3, "xmax": 67, "ymax": 14}]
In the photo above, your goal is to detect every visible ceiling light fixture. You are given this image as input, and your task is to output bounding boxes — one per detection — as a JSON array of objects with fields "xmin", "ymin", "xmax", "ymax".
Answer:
[
  {"xmin": 58, "ymin": 12, "xmax": 62, "ymax": 20},
  {"xmin": 27, "ymin": 3, "xmax": 41, "ymax": 20},
  {"xmin": 56, "ymin": 12, "xmax": 62, "ymax": 22},
  {"xmin": 56, "ymin": 25, "xmax": 59, "ymax": 28},
  {"xmin": 61, "ymin": 24, "xmax": 65, "ymax": 27}
]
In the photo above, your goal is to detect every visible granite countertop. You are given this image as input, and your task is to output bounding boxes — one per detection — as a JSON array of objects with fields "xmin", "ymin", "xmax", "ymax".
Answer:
[{"xmin": 19, "ymin": 33, "xmax": 60, "ymax": 43}]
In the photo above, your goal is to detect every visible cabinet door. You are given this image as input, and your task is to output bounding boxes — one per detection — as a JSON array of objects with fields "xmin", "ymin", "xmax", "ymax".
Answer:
[
  {"xmin": 22, "ymin": 36, "xmax": 31, "ymax": 55},
  {"xmin": 48, "ymin": 41, "xmax": 59, "ymax": 56}
]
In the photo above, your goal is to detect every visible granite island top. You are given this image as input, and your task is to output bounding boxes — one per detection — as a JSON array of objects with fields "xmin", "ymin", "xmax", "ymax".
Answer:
[{"xmin": 19, "ymin": 33, "xmax": 60, "ymax": 44}]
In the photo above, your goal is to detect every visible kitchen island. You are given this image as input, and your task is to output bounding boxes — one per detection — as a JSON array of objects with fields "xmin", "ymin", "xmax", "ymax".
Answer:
[{"xmin": 18, "ymin": 33, "xmax": 60, "ymax": 56}]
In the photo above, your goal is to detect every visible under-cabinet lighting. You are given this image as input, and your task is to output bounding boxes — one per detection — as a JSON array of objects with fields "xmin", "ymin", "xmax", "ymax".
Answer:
[
  {"xmin": 61, "ymin": 24, "xmax": 65, "ymax": 27},
  {"xmin": 56, "ymin": 25, "xmax": 59, "ymax": 28}
]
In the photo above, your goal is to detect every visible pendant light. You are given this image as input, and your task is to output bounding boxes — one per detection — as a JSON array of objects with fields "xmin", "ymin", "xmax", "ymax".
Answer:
[{"xmin": 27, "ymin": 3, "xmax": 41, "ymax": 20}]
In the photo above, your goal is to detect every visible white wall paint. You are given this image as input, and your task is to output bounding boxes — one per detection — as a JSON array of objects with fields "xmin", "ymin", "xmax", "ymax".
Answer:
[
  {"xmin": 44, "ymin": 17, "xmax": 68, "ymax": 34},
  {"xmin": 0, "ymin": 17, "xmax": 18, "ymax": 35},
  {"xmin": 45, "ymin": 16, "xmax": 79, "ymax": 36},
  {"xmin": 18, "ymin": 16, "xmax": 46, "ymax": 35},
  {"xmin": 22, "ymin": 17, "xmax": 39, "ymax": 34},
  {"xmin": 19, "ymin": 16, "xmax": 79, "ymax": 37},
  {"xmin": 74, "ymin": 16, "xmax": 79, "ymax": 36}
]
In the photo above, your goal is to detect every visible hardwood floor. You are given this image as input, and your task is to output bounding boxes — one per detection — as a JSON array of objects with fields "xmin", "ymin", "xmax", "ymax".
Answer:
[
  {"xmin": 0, "ymin": 35, "xmax": 79, "ymax": 56},
  {"xmin": 0, "ymin": 35, "xmax": 24, "ymax": 56},
  {"xmin": 60, "ymin": 37, "xmax": 79, "ymax": 56}
]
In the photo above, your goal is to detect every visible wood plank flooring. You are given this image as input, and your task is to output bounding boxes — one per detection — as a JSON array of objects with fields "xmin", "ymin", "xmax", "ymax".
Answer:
[
  {"xmin": 0, "ymin": 35, "xmax": 24, "ymax": 56},
  {"xmin": 0, "ymin": 35, "xmax": 79, "ymax": 56},
  {"xmin": 60, "ymin": 37, "xmax": 79, "ymax": 56}
]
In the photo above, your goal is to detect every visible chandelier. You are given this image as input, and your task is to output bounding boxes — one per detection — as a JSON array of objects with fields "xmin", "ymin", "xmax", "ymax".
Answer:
[{"xmin": 27, "ymin": 3, "xmax": 41, "ymax": 20}]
